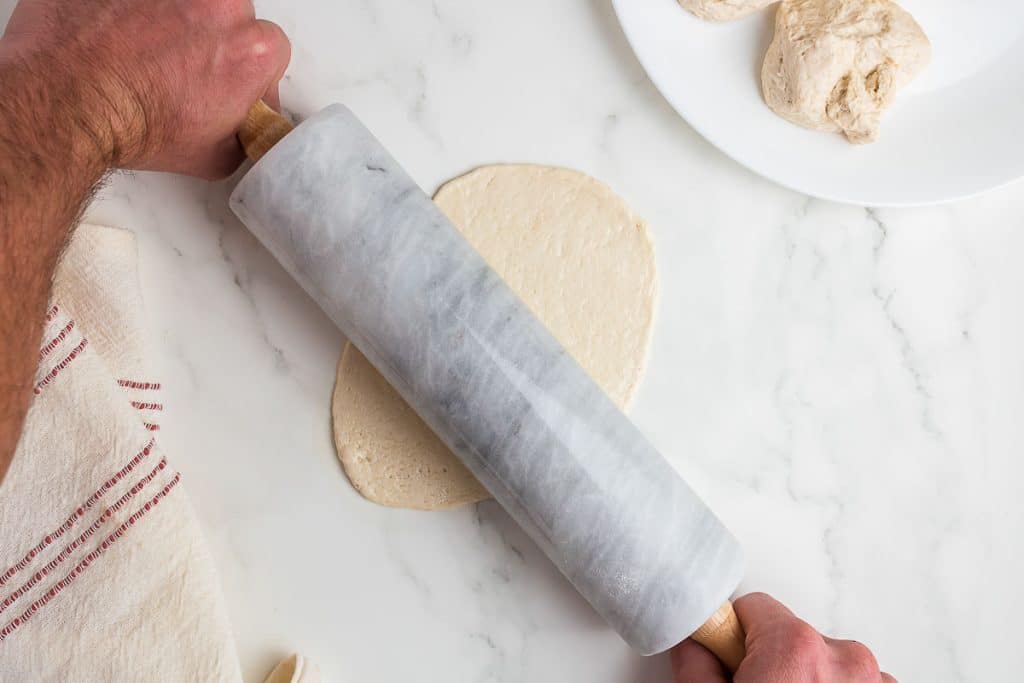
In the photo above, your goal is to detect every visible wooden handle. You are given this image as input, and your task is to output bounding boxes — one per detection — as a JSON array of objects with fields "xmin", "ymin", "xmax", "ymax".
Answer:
[
  {"xmin": 692, "ymin": 600, "xmax": 746, "ymax": 672},
  {"xmin": 238, "ymin": 100, "xmax": 294, "ymax": 162}
]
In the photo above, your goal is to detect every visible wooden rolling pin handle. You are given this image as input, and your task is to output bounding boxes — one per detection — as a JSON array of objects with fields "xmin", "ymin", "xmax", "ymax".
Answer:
[
  {"xmin": 239, "ymin": 100, "xmax": 294, "ymax": 162},
  {"xmin": 691, "ymin": 600, "xmax": 746, "ymax": 672}
]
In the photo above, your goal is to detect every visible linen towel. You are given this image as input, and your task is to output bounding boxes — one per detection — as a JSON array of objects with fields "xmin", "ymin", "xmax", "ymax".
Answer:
[{"xmin": 0, "ymin": 224, "xmax": 242, "ymax": 681}]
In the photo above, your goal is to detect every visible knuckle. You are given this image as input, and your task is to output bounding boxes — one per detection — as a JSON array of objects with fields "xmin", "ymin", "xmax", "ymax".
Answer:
[
  {"xmin": 837, "ymin": 640, "xmax": 881, "ymax": 679},
  {"xmin": 783, "ymin": 621, "xmax": 824, "ymax": 660},
  {"xmin": 238, "ymin": 21, "xmax": 291, "ymax": 80},
  {"xmin": 252, "ymin": 21, "xmax": 290, "ymax": 58}
]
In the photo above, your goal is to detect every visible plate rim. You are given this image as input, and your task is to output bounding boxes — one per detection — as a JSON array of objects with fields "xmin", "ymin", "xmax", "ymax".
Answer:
[{"xmin": 611, "ymin": 0, "xmax": 1024, "ymax": 207}]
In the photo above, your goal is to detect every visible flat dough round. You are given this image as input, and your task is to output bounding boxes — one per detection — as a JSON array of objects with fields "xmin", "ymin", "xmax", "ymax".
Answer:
[{"xmin": 332, "ymin": 165, "xmax": 657, "ymax": 510}]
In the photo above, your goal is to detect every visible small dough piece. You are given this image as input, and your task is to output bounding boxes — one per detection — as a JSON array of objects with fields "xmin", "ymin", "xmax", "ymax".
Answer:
[
  {"xmin": 761, "ymin": 0, "xmax": 930, "ymax": 143},
  {"xmin": 263, "ymin": 654, "xmax": 320, "ymax": 683},
  {"xmin": 333, "ymin": 165, "xmax": 657, "ymax": 510},
  {"xmin": 678, "ymin": 0, "xmax": 778, "ymax": 21}
]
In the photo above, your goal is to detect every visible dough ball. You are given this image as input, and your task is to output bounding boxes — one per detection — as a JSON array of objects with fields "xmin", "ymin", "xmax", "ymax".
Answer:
[
  {"xmin": 761, "ymin": 0, "xmax": 930, "ymax": 143},
  {"xmin": 333, "ymin": 165, "xmax": 657, "ymax": 510},
  {"xmin": 678, "ymin": 0, "xmax": 778, "ymax": 21}
]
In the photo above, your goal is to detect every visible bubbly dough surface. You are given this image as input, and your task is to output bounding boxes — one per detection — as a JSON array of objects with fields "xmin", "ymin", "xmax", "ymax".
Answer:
[
  {"xmin": 761, "ymin": 0, "xmax": 930, "ymax": 144},
  {"xmin": 678, "ymin": 0, "xmax": 778, "ymax": 21},
  {"xmin": 332, "ymin": 165, "xmax": 657, "ymax": 510}
]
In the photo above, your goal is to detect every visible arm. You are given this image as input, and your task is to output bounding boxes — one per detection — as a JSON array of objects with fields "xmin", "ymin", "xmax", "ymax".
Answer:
[
  {"xmin": 0, "ymin": 57, "xmax": 107, "ymax": 480},
  {"xmin": 672, "ymin": 593, "xmax": 896, "ymax": 682},
  {"xmin": 0, "ymin": 0, "xmax": 290, "ymax": 480}
]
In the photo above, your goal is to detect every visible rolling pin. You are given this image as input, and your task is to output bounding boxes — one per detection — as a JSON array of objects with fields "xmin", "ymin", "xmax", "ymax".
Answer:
[{"xmin": 231, "ymin": 101, "xmax": 746, "ymax": 666}]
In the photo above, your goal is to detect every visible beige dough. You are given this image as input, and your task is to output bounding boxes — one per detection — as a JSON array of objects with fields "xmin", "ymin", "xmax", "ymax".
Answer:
[
  {"xmin": 332, "ymin": 165, "xmax": 657, "ymax": 510},
  {"xmin": 761, "ymin": 0, "xmax": 930, "ymax": 144},
  {"xmin": 678, "ymin": 0, "xmax": 778, "ymax": 21}
]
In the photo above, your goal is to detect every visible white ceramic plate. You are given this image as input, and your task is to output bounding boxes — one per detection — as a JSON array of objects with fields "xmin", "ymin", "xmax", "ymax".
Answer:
[{"xmin": 612, "ymin": 0, "xmax": 1024, "ymax": 206}]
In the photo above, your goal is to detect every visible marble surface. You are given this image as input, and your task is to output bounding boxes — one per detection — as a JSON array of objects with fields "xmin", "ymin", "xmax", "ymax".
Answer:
[{"xmin": 14, "ymin": 0, "xmax": 1024, "ymax": 680}]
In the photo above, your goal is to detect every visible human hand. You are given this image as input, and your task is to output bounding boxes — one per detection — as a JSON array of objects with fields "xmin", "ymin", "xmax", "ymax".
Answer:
[
  {"xmin": 671, "ymin": 593, "xmax": 894, "ymax": 682},
  {"xmin": 0, "ymin": 0, "xmax": 290, "ymax": 179}
]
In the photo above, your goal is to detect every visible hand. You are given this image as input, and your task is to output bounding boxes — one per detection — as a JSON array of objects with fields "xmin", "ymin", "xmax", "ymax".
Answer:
[
  {"xmin": 0, "ymin": 0, "xmax": 290, "ymax": 482},
  {"xmin": 0, "ymin": 0, "xmax": 291, "ymax": 179},
  {"xmin": 671, "ymin": 593, "xmax": 895, "ymax": 682}
]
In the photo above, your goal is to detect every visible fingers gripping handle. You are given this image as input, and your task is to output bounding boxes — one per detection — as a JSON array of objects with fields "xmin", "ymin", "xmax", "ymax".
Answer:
[
  {"xmin": 239, "ymin": 100, "xmax": 294, "ymax": 162},
  {"xmin": 692, "ymin": 601, "xmax": 746, "ymax": 672}
]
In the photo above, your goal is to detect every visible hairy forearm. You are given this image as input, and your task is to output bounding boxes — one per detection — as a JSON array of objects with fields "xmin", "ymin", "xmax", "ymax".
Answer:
[
  {"xmin": 0, "ymin": 56, "xmax": 111, "ymax": 480},
  {"xmin": 0, "ymin": 0, "xmax": 290, "ymax": 481}
]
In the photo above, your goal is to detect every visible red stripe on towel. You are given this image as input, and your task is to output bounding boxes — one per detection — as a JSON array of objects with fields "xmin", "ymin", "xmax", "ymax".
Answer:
[
  {"xmin": 0, "ymin": 440, "xmax": 155, "ymax": 587},
  {"xmin": 38, "ymin": 321, "xmax": 75, "ymax": 359},
  {"xmin": 117, "ymin": 380, "xmax": 162, "ymax": 390},
  {"xmin": 33, "ymin": 338, "xmax": 88, "ymax": 394},
  {"xmin": 0, "ymin": 473, "xmax": 181, "ymax": 643},
  {"xmin": 0, "ymin": 458, "xmax": 168, "ymax": 614}
]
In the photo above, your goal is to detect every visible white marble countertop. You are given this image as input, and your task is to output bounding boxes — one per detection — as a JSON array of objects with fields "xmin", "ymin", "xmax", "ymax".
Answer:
[{"xmin": 72, "ymin": 1, "xmax": 1024, "ymax": 681}]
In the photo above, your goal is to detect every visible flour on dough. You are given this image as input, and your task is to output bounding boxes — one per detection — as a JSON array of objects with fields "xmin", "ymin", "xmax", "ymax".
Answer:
[
  {"xmin": 761, "ymin": 0, "xmax": 930, "ymax": 144},
  {"xmin": 678, "ymin": 0, "xmax": 778, "ymax": 21},
  {"xmin": 332, "ymin": 165, "xmax": 657, "ymax": 510}
]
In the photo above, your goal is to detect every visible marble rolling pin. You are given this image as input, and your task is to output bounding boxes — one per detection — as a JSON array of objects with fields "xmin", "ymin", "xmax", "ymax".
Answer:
[{"xmin": 231, "ymin": 102, "xmax": 746, "ymax": 664}]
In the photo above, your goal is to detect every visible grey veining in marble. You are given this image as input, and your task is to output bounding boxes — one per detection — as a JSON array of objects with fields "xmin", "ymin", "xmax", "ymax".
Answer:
[{"xmin": 229, "ymin": 104, "xmax": 743, "ymax": 655}]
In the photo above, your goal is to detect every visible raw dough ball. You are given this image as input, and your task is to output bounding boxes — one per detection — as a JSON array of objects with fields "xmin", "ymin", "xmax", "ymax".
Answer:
[
  {"xmin": 332, "ymin": 165, "xmax": 657, "ymax": 510},
  {"xmin": 761, "ymin": 0, "xmax": 930, "ymax": 143},
  {"xmin": 678, "ymin": 0, "xmax": 778, "ymax": 21}
]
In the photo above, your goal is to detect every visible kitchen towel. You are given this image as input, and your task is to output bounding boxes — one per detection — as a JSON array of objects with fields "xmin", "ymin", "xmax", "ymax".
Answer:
[{"xmin": 0, "ymin": 224, "xmax": 243, "ymax": 681}]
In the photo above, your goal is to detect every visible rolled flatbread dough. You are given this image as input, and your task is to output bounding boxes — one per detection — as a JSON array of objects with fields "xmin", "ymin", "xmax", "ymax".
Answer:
[
  {"xmin": 761, "ymin": 0, "xmax": 930, "ymax": 143},
  {"xmin": 332, "ymin": 165, "xmax": 657, "ymax": 510},
  {"xmin": 678, "ymin": 0, "xmax": 778, "ymax": 21}
]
